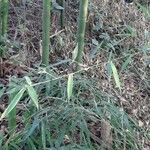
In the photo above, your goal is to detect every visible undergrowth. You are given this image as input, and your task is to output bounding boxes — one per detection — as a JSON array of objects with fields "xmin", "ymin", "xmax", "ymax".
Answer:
[
  {"xmin": 0, "ymin": 0, "xmax": 150, "ymax": 150},
  {"xmin": 0, "ymin": 67, "xmax": 148, "ymax": 149}
]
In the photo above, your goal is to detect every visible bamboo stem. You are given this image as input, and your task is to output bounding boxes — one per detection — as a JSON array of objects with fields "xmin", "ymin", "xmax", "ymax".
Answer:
[
  {"xmin": 57, "ymin": 0, "xmax": 64, "ymax": 29},
  {"xmin": 0, "ymin": 1, "xmax": 2, "ymax": 41},
  {"xmin": 41, "ymin": 0, "xmax": 51, "ymax": 66},
  {"xmin": 1, "ymin": 0, "xmax": 8, "ymax": 37},
  {"xmin": 75, "ymin": 0, "xmax": 88, "ymax": 67}
]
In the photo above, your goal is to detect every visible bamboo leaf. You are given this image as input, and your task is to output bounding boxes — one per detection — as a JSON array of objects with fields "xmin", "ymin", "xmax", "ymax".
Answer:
[
  {"xmin": 0, "ymin": 88, "xmax": 26, "ymax": 120},
  {"xmin": 26, "ymin": 85, "xmax": 39, "ymax": 109},
  {"xmin": 72, "ymin": 44, "xmax": 78, "ymax": 61},
  {"xmin": 107, "ymin": 51, "xmax": 113, "ymax": 80},
  {"xmin": 107, "ymin": 62, "xmax": 112, "ymax": 80},
  {"xmin": 120, "ymin": 56, "xmax": 131, "ymax": 73},
  {"xmin": 25, "ymin": 76, "xmax": 32, "ymax": 85},
  {"xmin": 110, "ymin": 61, "xmax": 121, "ymax": 90},
  {"xmin": 67, "ymin": 73, "xmax": 73, "ymax": 100},
  {"xmin": 27, "ymin": 138, "xmax": 37, "ymax": 150}
]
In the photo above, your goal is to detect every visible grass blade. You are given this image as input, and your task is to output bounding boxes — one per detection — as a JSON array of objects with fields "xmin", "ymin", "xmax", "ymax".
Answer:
[
  {"xmin": 26, "ymin": 85, "xmax": 39, "ymax": 109},
  {"xmin": 67, "ymin": 73, "xmax": 73, "ymax": 101},
  {"xmin": 25, "ymin": 76, "xmax": 32, "ymax": 85},
  {"xmin": 0, "ymin": 87, "xmax": 26, "ymax": 120},
  {"xmin": 72, "ymin": 44, "xmax": 78, "ymax": 61},
  {"xmin": 110, "ymin": 61, "xmax": 121, "ymax": 90},
  {"xmin": 120, "ymin": 55, "xmax": 131, "ymax": 73}
]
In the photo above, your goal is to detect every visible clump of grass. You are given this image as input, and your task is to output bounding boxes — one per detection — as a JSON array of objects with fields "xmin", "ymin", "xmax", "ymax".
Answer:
[
  {"xmin": 0, "ymin": 69, "xmax": 147, "ymax": 149},
  {"xmin": 0, "ymin": 0, "xmax": 149, "ymax": 150}
]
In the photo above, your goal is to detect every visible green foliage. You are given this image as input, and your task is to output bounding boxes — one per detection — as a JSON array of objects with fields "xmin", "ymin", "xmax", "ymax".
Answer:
[
  {"xmin": 0, "ymin": 0, "xmax": 149, "ymax": 149},
  {"xmin": 110, "ymin": 61, "xmax": 121, "ymax": 90},
  {"xmin": 0, "ymin": 68, "xmax": 147, "ymax": 149},
  {"xmin": 25, "ymin": 76, "xmax": 39, "ymax": 109},
  {"xmin": 67, "ymin": 73, "xmax": 74, "ymax": 101},
  {"xmin": 0, "ymin": 87, "xmax": 26, "ymax": 120}
]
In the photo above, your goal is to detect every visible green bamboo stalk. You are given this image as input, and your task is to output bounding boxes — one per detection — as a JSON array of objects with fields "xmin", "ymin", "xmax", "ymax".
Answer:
[
  {"xmin": 0, "ymin": 0, "xmax": 8, "ymax": 58},
  {"xmin": 1, "ymin": 0, "xmax": 8, "ymax": 37},
  {"xmin": 41, "ymin": 0, "xmax": 51, "ymax": 66},
  {"xmin": 57, "ymin": 0, "xmax": 64, "ymax": 29},
  {"xmin": 0, "ymin": 1, "xmax": 2, "ymax": 41},
  {"xmin": 75, "ymin": 0, "xmax": 88, "ymax": 67}
]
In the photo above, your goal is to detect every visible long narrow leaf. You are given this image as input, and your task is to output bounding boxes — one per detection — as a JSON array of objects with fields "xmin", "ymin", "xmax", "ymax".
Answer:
[
  {"xmin": 72, "ymin": 44, "xmax": 78, "ymax": 61},
  {"xmin": 67, "ymin": 73, "xmax": 73, "ymax": 100},
  {"xmin": 120, "ymin": 56, "xmax": 131, "ymax": 73},
  {"xmin": 25, "ymin": 76, "xmax": 32, "ymax": 85},
  {"xmin": 26, "ymin": 85, "xmax": 39, "ymax": 109},
  {"xmin": 110, "ymin": 61, "xmax": 121, "ymax": 90},
  {"xmin": 107, "ymin": 51, "xmax": 113, "ymax": 80},
  {"xmin": 0, "ymin": 87, "xmax": 26, "ymax": 120}
]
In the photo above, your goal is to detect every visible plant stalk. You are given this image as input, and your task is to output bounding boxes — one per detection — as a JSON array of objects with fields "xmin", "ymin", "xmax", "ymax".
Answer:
[
  {"xmin": 57, "ymin": 0, "xmax": 64, "ymax": 29},
  {"xmin": 75, "ymin": 0, "xmax": 88, "ymax": 68},
  {"xmin": 1, "ymin": 0, "xmax": 8, "ymax": 37},
  {"xmin": 41, "ymin": 0, "xmax": 51, "ymax": 66}
]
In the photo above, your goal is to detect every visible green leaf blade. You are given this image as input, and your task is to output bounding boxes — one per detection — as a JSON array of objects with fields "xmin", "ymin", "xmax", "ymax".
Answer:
[
  {"xmin": 110, "ymin": 61, "xmax": 121, "ymax": 90},
  {"xmin": 0, "ymin": 88, "xmax": 26, "ymax": 120},
  {"xmin": 67, "ymin": 73, "xmax": 74, "ymax": 100},
  {"xmin": 26, "ymin": 85, "xmax": 39, "ymax": 109}
]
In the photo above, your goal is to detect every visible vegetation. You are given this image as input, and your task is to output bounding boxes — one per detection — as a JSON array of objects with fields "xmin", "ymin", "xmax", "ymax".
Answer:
[
  {"xmin": 41, "ymin": 0, "xmax": 51, "ymax": 66},
  {"xmin": 0, "ymin": 0, "xmax": 8, "ymax": 57},
  {"xmin": 0, "ymin": 0, "xmax": 150, "ymax": 149},
  {"xmin": 75, "ymin": 0, "xmax": 89, "ymax": 67},
  {"xmin": 57, "ymin": 0, "xmax": 65, "ymax": 29},
  {"xmin": 0, "ymin": 0, "xmax": 8, "ymax": 37}
]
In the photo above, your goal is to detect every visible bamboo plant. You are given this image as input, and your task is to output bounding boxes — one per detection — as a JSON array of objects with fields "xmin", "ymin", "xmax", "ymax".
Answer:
[
  {"xmin": 0, "ymin": 1, "xmax": 2, "ymax": 41},
  {"xmin": 8, "ymin": 93, "xmax": 16, "ymax": 131},
  {"xmin": 75, "ymin": 0, "xmax": 89, "ymax": 67},
  {"xmin": 41, "ymin": 0, "xmax": 51, "ymax": 66},
  {"xmin": 0, "ymin": 0, "xmax": 8, "ymax": 38},
  {"xmin": 0, "ymin": 0, "xmax": 8, "ymax": 57},
  {"xmin": 57, "ymin": 0, "xmax": 64, "ymax": 29}
]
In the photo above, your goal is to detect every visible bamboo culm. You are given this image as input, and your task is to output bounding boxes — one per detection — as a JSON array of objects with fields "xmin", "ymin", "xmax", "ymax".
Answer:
[
  {"xmin": 75, "ymin": 0, "xmax": 88, "ymax": 66},
  {"xmin": 57, "ymin": 0, "xmax": 64, "ymax": 29},
  {"xmin": 41, "ymin": 0, "xmax": 51, "ymax": 66},
  {"xmin": 1, "ymin": 0, "xmax": 8, "ymax": 37}
]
